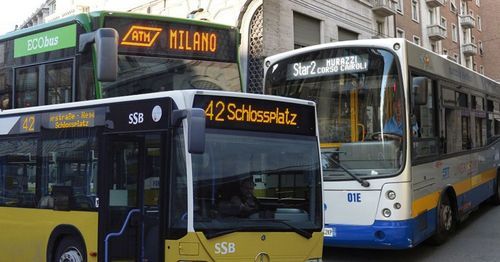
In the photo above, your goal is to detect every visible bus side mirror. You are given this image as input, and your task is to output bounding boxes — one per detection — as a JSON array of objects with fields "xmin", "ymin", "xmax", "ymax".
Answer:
[
  {"xmin": 172, "ymin": 108, "xmax": 206, "ymax": 154},
  {"xmin": 412, "ymin": 77, "xmax": 428, "ymax": 105},
  {"xmin": 95, "ymin": 28, "xmax": 118, "ymax": 82},
  {"xmin": 79, "ymin": 28, "xmax": 118, "ymax": 82}
]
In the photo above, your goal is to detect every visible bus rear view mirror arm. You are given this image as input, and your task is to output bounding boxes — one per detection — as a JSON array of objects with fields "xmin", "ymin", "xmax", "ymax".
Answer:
[
  {"xmin": 172, "ymin": 108, "xmax": 206, "ymax": 154},
  {"xmin": 79, "ymin": 28, "xmax": 118, "ymax": 82}
]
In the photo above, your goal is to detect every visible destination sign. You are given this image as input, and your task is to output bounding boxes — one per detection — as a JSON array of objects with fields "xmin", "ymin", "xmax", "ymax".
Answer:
[
  {"xmin": 104, "ymin": 17, "xmax": 238, "ymax": 62},
  {"xmin": 43, "ymin": 109, "xmax": 104, "ymax": 129},
  {"xmin": 193, "ymin": 95, "xmax": 316, "ymax": 136},
  {"xmin": 286, "ymin": 55, "xmax": 369, "ymax": 80}
]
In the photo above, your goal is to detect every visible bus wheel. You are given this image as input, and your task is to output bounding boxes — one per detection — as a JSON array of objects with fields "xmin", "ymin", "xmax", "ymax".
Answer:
[
  {"xmin": 54, "ymin": 236, "xmax": 86, "ymax": 262},
  {"xmin": 429, "ymin": 193, "xmax": 455, "ymax": 245}
]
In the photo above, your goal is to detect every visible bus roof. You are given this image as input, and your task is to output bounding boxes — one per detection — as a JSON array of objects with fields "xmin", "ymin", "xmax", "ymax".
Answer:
[
  {"xmin": 264, "ymin": 38, "xmax": 500, "ymax": 97},
  {"xmin": 0, "ymin": 90, "xmax": 315, "ymax": 117},
  {"xmin": 0, "ymin": 10, "xmax": 237, "ymax": 42}
]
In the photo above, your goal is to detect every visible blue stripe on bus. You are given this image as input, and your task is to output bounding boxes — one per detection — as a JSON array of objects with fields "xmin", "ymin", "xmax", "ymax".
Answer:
[
  {"xmin": 324, "ymin": 179, "xmax": 496, "ymax": 249},
  {"xmin": 324, "ymin": 209, "xmax": 437, "ymax": 249}
]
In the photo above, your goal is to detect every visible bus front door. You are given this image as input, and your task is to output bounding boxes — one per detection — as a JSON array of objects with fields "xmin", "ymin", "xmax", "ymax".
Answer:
[{"xmin": 101, "ymin": 134, "xmax": 162, "ymax": 262}]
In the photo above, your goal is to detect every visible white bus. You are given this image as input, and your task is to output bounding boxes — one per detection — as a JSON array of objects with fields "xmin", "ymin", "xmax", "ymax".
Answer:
[
  {"xmin": 263, "ymin": 38, "xmax": 500, "ymax": 249},
  {"xmin": 0, "ymin": 90, "xmax": 324, "ymax": 261}
]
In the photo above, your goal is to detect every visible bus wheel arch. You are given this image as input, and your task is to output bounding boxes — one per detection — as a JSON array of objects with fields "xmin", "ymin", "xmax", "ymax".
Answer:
[
  {"xmin": 47, "ymin": 225, "xmax": 87, "ymax": 262},
  {"xmin": 429, "ymin": 187, "xmax": 457, "ymax": 245}
]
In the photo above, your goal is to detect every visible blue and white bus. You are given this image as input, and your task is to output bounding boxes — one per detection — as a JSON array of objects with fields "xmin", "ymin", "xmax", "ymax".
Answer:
[{"xmin": 263, "ymin": 38, "xmax": 500, "ymax": 249}]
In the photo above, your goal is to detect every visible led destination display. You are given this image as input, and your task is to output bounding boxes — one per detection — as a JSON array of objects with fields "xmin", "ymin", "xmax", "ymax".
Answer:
[
  {"xmin": 105, "ymin": 17, "xmax": 238, "ymax": 62},
  {"xmin": 193, "ymin": 95, "xmax": 316, "ymax": 136},
  {"xmin": 286, "ymin": 55, "xmax": 369, "ymax": 80}
]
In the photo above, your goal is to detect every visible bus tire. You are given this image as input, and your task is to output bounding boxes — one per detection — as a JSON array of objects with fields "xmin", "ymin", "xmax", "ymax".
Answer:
[
  {"xmin": 491, "ymin": 174, "xmax": 500, "ymax": 205},
  {"xmin": 429, "ymin": 193, "xmax": 455, "ymax": 245},
  {"xmin": 54, "ymin": 236, "xmax": 87, "ymax": 262}
]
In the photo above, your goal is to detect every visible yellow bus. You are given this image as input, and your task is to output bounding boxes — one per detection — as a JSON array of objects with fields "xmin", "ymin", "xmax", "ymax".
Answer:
[{"xmin": 0, "ymin": 90, "xmax": 323, "ymax": 261}]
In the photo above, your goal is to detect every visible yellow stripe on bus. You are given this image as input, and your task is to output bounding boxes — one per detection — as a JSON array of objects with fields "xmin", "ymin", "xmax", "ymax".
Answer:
[{"xmin": 411, "ymin": 168, "xmax": 497, "ymax": 218}]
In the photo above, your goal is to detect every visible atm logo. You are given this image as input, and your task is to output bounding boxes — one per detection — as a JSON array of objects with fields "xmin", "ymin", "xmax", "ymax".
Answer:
[{"xmin": 121, "ymin": 25, "xmax": 163, "ymax": 47}]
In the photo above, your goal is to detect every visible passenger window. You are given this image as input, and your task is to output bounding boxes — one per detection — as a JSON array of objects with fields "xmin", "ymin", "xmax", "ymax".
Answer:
[
  {"xmin": 443, "ymin": 88, "xmax": 471, "ymax": 153},
  {"xmin": 411, "ymin": 75, "xmax": 438, "ymax": 159},
  {"xmin": 0, "ymin": 71, "xmax": 11, "ymax": 110},
  {"xmin": 46, "ymin": 61, "xmax": 73, "ymax": 105},
  {"xmin": 15, "ymin": 66, "xmax": 38, "ymax": 108},
  {"xmin": 41, "ymin": 132, "xmax": 98, "ymax": 210},
  {"xmin": 0, "ymin": 139, "xmax": 38, "ymax": 208},
  {"xmin": 472, "ymin": 95, "xmax": 486, "ymax": 147}
]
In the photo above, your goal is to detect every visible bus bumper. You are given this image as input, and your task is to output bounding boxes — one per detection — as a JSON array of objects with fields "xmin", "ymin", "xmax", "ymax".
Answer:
[{"xmin": 323, "ymin": 220, "xmax": 416, "ymax": 249}]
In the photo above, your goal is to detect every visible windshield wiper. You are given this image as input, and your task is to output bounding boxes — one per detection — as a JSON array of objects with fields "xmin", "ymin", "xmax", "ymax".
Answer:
[
  {"xmin": 324, "ymin": 155, "xmax": 370, "ymax": 187},
  {"xmin": 261, "ymin": 164, "xmax": 316, "ymax": 174},
  {"xmin": 253, "ymin": 219, "xmax": 312, "ymax": 239}
]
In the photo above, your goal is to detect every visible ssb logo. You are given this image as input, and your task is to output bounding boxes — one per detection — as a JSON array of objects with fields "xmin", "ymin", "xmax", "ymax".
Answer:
[{"xmin": 214, "ymin": 242, "xmax": 235, "ymax": 255}]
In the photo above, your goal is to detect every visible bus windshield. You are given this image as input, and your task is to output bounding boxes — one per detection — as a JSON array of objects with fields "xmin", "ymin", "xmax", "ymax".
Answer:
[
  {"xmin": 265, "ymin": 47, "xmax": 404, "ymax": 180},
  {"xmin": 192, "ymin": 130, "xmax": 322, "ymax": 238},
  {"xmin": 101, "ymin": 55, "xmax": 241, "ymax": 98}
]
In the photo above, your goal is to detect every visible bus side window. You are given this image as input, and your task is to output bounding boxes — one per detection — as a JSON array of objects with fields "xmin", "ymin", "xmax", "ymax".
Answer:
[
  {"xmin": 15, "ymin": 66, "xmax": 39, "ymax": 108},
  {"xmin": 0, "ymin": 139, "xmax": 38, "ymax": 208},
  {"xmin": 0, "ymin": 70, "xmax": 11, "ymax": 110},
  {"xmin": 46, "ymin": 61, "xmax": 73, "ymax": 105},
  {"xmin": 411, "ymin": 75, "xmax": 439, "ymax": 159}
]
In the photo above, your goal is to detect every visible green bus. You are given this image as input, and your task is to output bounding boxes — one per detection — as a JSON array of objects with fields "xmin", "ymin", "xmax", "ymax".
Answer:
[{"xmin": 0, "ymin": 11, "xmax": 241, "ymax": 110}]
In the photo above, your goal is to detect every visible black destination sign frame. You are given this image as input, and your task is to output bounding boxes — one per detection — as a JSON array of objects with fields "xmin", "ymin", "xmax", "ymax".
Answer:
[
  {"xmin": 193, "ymin": 95, "xmax": 316, "ymax": 136},
  {"xmin": 104, "ymin": 17, "xmax": 238, "ymax": 63}
]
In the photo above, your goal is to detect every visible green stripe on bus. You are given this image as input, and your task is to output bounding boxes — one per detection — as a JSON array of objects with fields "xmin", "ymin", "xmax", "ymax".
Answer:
[{"xmin": 14, "ymin": 24, "xmax": 76, "ymax": 58}]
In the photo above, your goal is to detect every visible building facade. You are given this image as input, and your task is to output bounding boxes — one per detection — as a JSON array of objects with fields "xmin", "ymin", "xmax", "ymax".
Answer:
[{"xmin": 17, "ymin": 0, "xmax": 497, "ymax": 90}]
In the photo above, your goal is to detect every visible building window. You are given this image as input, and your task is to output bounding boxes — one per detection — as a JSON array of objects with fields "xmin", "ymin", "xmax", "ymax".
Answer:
[
  {"xmin": 412, "ymin": 0, "xmax": 420, "ymax": 22},
  {"xmin": 443, "ymin": 49, "xmax": 448, "ymax": 56},
  {"xmin": 466, "ymin": 57, "xmax": 472, "ymax": 68},
  {"xmin": 396, "ymin": 0, "xmax": 403, "ymax": 13},
  {"xmin": 431, "ymin": 42, "xmax": 437, "ymax": 52},
  {"xmin": 293, "ymin": 12, "xmax": 321, "ymax": 49},
  {"xmin": 473, "ymin": 63, "xmax": 477, "ymax": 71},
  {"xmin": 452, "ymin": 24, "xmax": 457, "ymax": 42},
  {"xmin": 472, "ymin": 35, "xmax": 476, "ymax": 44},
  {"xmin": 338, "ymin": 27, "xmax": 358, "ymax": 41},
  {"xmin": 480, "ymin": 65, "xmax": 484, "ymax": 74},
  {"xmin": 477, "ymin": 16, "xmax": 482, "ymax": 31},
  {"xmin": 441, "ymin": 17, "xmax": 447, "ymax": 28},
  {"xmin": 454, "ymin": 53, "xmax": 459, "ymax": 62},
  {"xmin": 429, "ymin": 8, "xmax": 435, "ymax": 24},
  {"xmin": 461, "ymin": 2, "xmax": 467, "ymax": 15},
  {"xmin": 376, "ymin": 21, "xmax": 385, "ymax": 37},
  {"xmin": 450, "ymin": 0, "xmax": 457, "ymax": 14},
  {"xmin": 476, "ymin": 0, "xmax": 480, "ymax": 6},
  {"xmin": 413, "ymin": 35, "xmax": 421, "ymax": 46},
  {"xmin": 48, "ymin": 0, "xmax": 56, "ymax": 15},
  {"xmin": 396, "ymin": 28, "xmax": 405, "ymax": 38},
  {"xmin": 479, "ymin": 41, "xmax": 483, "ymax": 56}
]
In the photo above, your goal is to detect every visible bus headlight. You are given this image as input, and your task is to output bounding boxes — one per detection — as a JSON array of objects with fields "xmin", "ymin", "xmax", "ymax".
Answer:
[
  {"xmin": 382, "ymin": 208, "xmax": 392, "ymax": 217},
  {"xmin": 386, "ymin": 190, "xmax": 396, "ymax": 200}
]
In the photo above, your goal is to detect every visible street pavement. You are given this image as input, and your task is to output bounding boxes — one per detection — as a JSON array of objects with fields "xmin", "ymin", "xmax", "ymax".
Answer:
[{"xmin": 323, "ymin": 203, "xmax": 500, "ymax": 262}]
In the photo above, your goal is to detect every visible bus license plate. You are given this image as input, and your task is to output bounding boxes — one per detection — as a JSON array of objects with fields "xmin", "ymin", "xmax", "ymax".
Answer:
[{"xmin": 324, "ymin": 227, "xmax": 335, "ymax": 237}]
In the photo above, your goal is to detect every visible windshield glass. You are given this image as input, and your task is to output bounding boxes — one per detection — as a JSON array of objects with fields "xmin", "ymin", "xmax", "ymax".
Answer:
[
  {"xmin": 192, "ymin": 130, "xmax": 322, "ymax": 238},
  {"xmin": 265, "ymin": 47, "xmax": 404, "ymax": 180},
  {"xmin": 101, "ymin": 55, "xmax": 241, "ymax": 98}
]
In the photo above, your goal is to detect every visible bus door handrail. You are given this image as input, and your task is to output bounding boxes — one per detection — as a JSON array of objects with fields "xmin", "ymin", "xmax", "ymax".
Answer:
[{"xmin": 104, "ymin": 208, "xmax": 141, "ymax": 262}]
